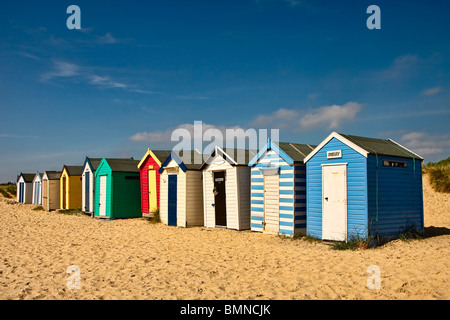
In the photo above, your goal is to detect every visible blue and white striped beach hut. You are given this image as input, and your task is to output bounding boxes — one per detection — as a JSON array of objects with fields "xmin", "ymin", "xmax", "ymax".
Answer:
[
  {"xmin": 304, "ymin": 132, "xmax": 424, "ymax": 242},
  {"xmin": 248, "ymin": 140, "xmax": 316, "ymax": 236}
]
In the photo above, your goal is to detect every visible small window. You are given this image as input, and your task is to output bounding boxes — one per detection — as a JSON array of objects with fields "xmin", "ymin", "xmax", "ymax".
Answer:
[
  {"xmin": 125, "ymin": 176, "xmax": 140, "ymax": 180},
  {"xmin": 382, "ymin": 160, "xmax": 407, "ymax": 168}
]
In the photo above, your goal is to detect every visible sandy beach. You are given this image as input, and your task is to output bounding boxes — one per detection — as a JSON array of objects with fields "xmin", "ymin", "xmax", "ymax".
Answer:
[{"xmin": 0, "ymin": 174, "xmax": 448, "ymax": 300}]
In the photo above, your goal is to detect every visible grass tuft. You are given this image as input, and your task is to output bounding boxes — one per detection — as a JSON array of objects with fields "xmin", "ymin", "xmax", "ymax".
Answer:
[
  {"xmin": 331, "ymin": 234, "xmax": 370, "ymax": 251},
  {"xmin": 423, "ymin": 157, "xmax": 450, "ymax": 193}
]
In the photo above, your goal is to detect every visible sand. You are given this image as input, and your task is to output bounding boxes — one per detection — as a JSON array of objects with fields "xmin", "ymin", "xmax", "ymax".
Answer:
[{"xmin": 0, "ymin": 175, "xmax": 448, "ymax": 300}]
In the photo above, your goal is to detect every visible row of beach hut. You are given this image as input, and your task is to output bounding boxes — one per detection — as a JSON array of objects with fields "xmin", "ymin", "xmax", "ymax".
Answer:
[{"xmin": 16, "ymin": 132, "xmax": 425, "ymax": 242}]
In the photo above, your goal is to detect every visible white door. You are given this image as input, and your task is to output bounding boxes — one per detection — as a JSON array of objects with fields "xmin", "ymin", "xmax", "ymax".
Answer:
[
  {"xmin": 99, "ymin": 176, "xmax": 107, "ymax": 216},
  {"xmin": 322, "ymin": 164, "xmax": 347, "ymax": 241},
  {"xmin": 263, "ymin": 174, "xmax": 279, "ymax": 234}
]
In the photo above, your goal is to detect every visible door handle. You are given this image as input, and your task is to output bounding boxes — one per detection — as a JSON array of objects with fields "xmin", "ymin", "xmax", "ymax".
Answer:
[{"xmin": 324, "ymin": 197, "xmax": 328, "ymax": 201}]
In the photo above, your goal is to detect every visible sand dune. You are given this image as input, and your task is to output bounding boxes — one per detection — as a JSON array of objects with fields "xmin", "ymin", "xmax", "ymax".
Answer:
[{"xmin": 0, "ymin": 175, "xmax": 448, "ymax": 300}]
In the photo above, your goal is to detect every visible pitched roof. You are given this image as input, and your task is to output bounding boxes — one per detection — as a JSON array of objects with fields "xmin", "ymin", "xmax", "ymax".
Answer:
[
  {"xmin": 19, "ymin": 173, "xmax": 36, "ymax": 182},
  {"xmin": 137, "ymin": 149, "xmax": 172, "ymax": 169},
  {"xmin": 64, "ymin": 166, "xmax": 83, "ymax": 176},
  {"xmin": 44, "ymin": 171, "xmax": 61, "ymax": 180},
  {"xmin": 86, "ymin": 158, "xmax": 103, "ymax": 171},
  {"xmin": 200, "ymin": 147, "xmax": 257, "ymax": 169},
  {"xmin": 303, "ymin": 132, "xmax": 423, "ymax": 163},
  {"xmin": 339, "ymin": 133, "xmax": 423, "ymax": 160},
  {"xmin": 104, "ymin": 159, "xmax": 140, "ymax": 172},
  {"xmin": 277, "ymin": 142, "xmax": 317, "ymax": 162},
  {"xmin": 173, "ymin": 150, "xmax": 205, "ymax": 170}
]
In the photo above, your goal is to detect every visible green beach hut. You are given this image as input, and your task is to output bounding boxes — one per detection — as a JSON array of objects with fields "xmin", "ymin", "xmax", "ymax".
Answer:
[{"xmin": 94, "ymin": 158, "xmax": 141, "ymax": 220}]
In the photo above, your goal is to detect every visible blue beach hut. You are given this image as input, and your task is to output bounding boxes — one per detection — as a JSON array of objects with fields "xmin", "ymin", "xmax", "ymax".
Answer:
[
  {"xmin": 248, "ymin": 140, "xmax": 316, "ymax": 236},
  {"xmin": 303, "ymin": 132, "xmax": 424, "ymax": 242}
]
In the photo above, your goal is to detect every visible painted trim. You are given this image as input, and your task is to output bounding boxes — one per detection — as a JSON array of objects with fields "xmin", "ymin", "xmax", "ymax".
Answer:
[
  {"xmin": 321, "ymin": 162, "xmax": 349, "ymax": 167},
  {"xmin": 159, "ymin": 152, "xmax": 188, "ymax": 174},
  {"xmin": 248, "ymin": 139, "xmax": 295, "ymax": 166},
  {"xmin": 138, "ymin": 148, "xmax": 164, "ymax": 169},
  {"xmin": 303, "ymin": 132, "xmax": 369, "ymax": 163},
  {"xmin": 387, "ymin": 139, "xmax": 424, "ymax": 160}
]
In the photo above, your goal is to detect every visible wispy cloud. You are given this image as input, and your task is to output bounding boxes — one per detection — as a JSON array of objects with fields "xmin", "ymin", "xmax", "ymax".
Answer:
[
  {"xmin": 19, "ymin": 52, "xmax": 41, "ymax": 61},
  {"xmin": 422, "ymin": 86, "xmax": 442, "ymax": 96},
  {"xmin": 380, "ymin": 54, "xmax": 418, "ymax": 80},
  {"xmin": 0, "ymin": 134, "xmax": 40, "ymax": 139},
  {"xmin": 41, "ymin": 60, "xmax": 157, "ymax": 94},
  {"xmin": 41, "ymin": 60, "xmax": 80, "ymax": 81},
  {"xmin": 96, "ymin": 32, "xmax": 129, "ymax": 44}
]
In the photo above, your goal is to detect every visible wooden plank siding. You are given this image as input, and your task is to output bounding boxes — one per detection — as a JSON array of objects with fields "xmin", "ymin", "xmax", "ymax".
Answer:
[
  {"xmin": 139, "ymin": 155, "xmax": 161, "ymax": 215},
  {"xmin": 42, "ymin": 175, "xmax": 60, "ymax": 211},
  {"xmin": 60, "ymin": 168, "xmax": 82, "ymax": 210},
  {"xmin": 203, "ymin": 153, "xmax": 251, "ymax": 230},
  {"xmin": 367, "ymin": 155, "xmax": 424, "ymax": 238},
  {"xmin": 159, "ymin": 159, "xmax": 204, "ymax": 227},
  {"xmin": 93, "ymin": 159, "xmax": 141, "ymax": 220},
  {"xmin": 250, "ymin": 150, "xmax": 305, "ymax": 236},
  {"xmin": 306, "ymin": 137, "xmax": 368, "ymax": 239}
]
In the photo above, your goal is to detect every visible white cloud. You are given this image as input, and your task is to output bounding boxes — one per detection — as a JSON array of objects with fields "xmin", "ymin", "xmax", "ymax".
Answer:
[
  {"xmin": 249, "ymin": 102, "xmax": 362, "ymax": 132},
  {"xmin": 299, "ymin": 102, "xmax": 362, "ymax": 130},
  {"xmin": 41, "ymin": 60, "xmax": 80, "ymax": 80},
  {"xmin": 421, "ymin": 86, "xmax": 442, "ymax": 96},
  {"xmin": 250, "ymin": 108, "xmax": 300, "ymax": 128},
  {"xmin": 129, "ymin": 122, "xmax": 261, "ymax": 155},
  {"xmin": 399, "ymin": 131, "xmax": 450, "ymax": 157}
]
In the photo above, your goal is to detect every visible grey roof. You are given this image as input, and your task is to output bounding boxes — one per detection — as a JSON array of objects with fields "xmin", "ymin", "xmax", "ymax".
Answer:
[
  {"xmin": 105, "ymin": 159, "xmax": 140, "ymax": 172},
  {"xmin": 44, "ymin": 171, "xmax": 61, "ymax": 180},
  {"xmin": 339, "ymin": 133, "xmax": 423, "ymax": 160},
  {"xmin": 64, "ymin": 166, "xmax": 83, "ymax": 176},
  {"xmin": 278, "ymin": 142, "xmax": 317, "ymax": 162},
  {"xmin": 87, "ymin": 158, "xmax": 103, "ymax": 171},
  {"xmin": 151, "ymin": 150, "xmax": 172, "ymax": 163},
  {"xmin": 173, "ymin": 150, "xmax": 205, "ymax": 170},
  {"xmin": 19, "ymin": 173, "xmax": 36, "ymax": 182}
]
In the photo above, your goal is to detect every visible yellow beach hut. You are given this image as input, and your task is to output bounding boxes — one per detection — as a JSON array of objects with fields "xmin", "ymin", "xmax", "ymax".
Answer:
[{"xmin": 60, "ymin": 165, "xmax": 83, "ymax": 210}]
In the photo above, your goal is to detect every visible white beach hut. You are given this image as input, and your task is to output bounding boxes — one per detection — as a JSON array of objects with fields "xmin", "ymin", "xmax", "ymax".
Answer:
[{"xmin": 201, "ymin": 147, "xmax": 255, "ymax": 230}]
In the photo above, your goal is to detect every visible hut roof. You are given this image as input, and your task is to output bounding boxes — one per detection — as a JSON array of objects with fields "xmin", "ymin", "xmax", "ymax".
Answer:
[
  {"xmin": 44, "ymin": 171, "xmax": 61, "ymax": 180},
  {"xmin": 64, "ymin": 166, "xmax": 83, "ymax": 176},
  {"xmin": 104, "ymin": 159, "xmax": 140, "ymax": 172},
  {"xmin": 277, "ymin": 142, "xmax": 317, "ymax": 162}
]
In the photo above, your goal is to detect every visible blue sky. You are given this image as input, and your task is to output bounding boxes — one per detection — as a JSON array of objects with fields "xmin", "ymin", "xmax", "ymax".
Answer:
[{"xmin": 1, "ymin": 0, "xmax": 449, "ymax": 182}]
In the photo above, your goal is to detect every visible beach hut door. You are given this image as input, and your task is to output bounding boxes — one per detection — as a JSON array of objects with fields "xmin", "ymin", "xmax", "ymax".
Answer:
[
  {"xmin": 99, "ymin": 175, "xmax": 107, "ymax": 216},
  {"xmin": 148, "ymin": 170, "xmax": 157, "ymax": 213},
  {"xmin": 34, "ymin": 181, "xmax": 40, "ymax": 204},
  {"xmin": 263, "ymin": 174, "xmax": 279, "ymax": 234},
  {"xmin": 322, "ymin": 164, "xmax": 347, "ymax": 241},
  {"xmin": 214, "ymin": 171, "xmax": 227, "ymax": 227},
  {"xmin": 43, "ymin": 180, "xmax": 48, "ymax": 210},
  {"xmin": 62, "ymin": 177, "xmax": 67, "ymax": 209},
  {"xmin": 168, "ymin": 175, "xmax": 177, "ymax": 226},
  {"xmin": 19, "ymin": 182, "xmax": 24, "ymax": 202},
  {"xmin": 85, "ymin": 173, "xmax": 90, "ymax": 212}
]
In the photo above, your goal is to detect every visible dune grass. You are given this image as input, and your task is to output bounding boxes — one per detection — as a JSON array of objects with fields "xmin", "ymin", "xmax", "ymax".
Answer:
[
  {"xmin": 0, "ymin": 184, "xmax": 16, "ymax": 199},
  {"xmin": 423, "ymin": 157, "xmax": 450, "ymax": 193}
]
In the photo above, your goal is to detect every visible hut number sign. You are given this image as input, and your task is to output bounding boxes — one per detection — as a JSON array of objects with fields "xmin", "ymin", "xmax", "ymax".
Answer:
[{"xmin": 327, "ymin": 150, "xmax": 342, "ymax": 159}]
